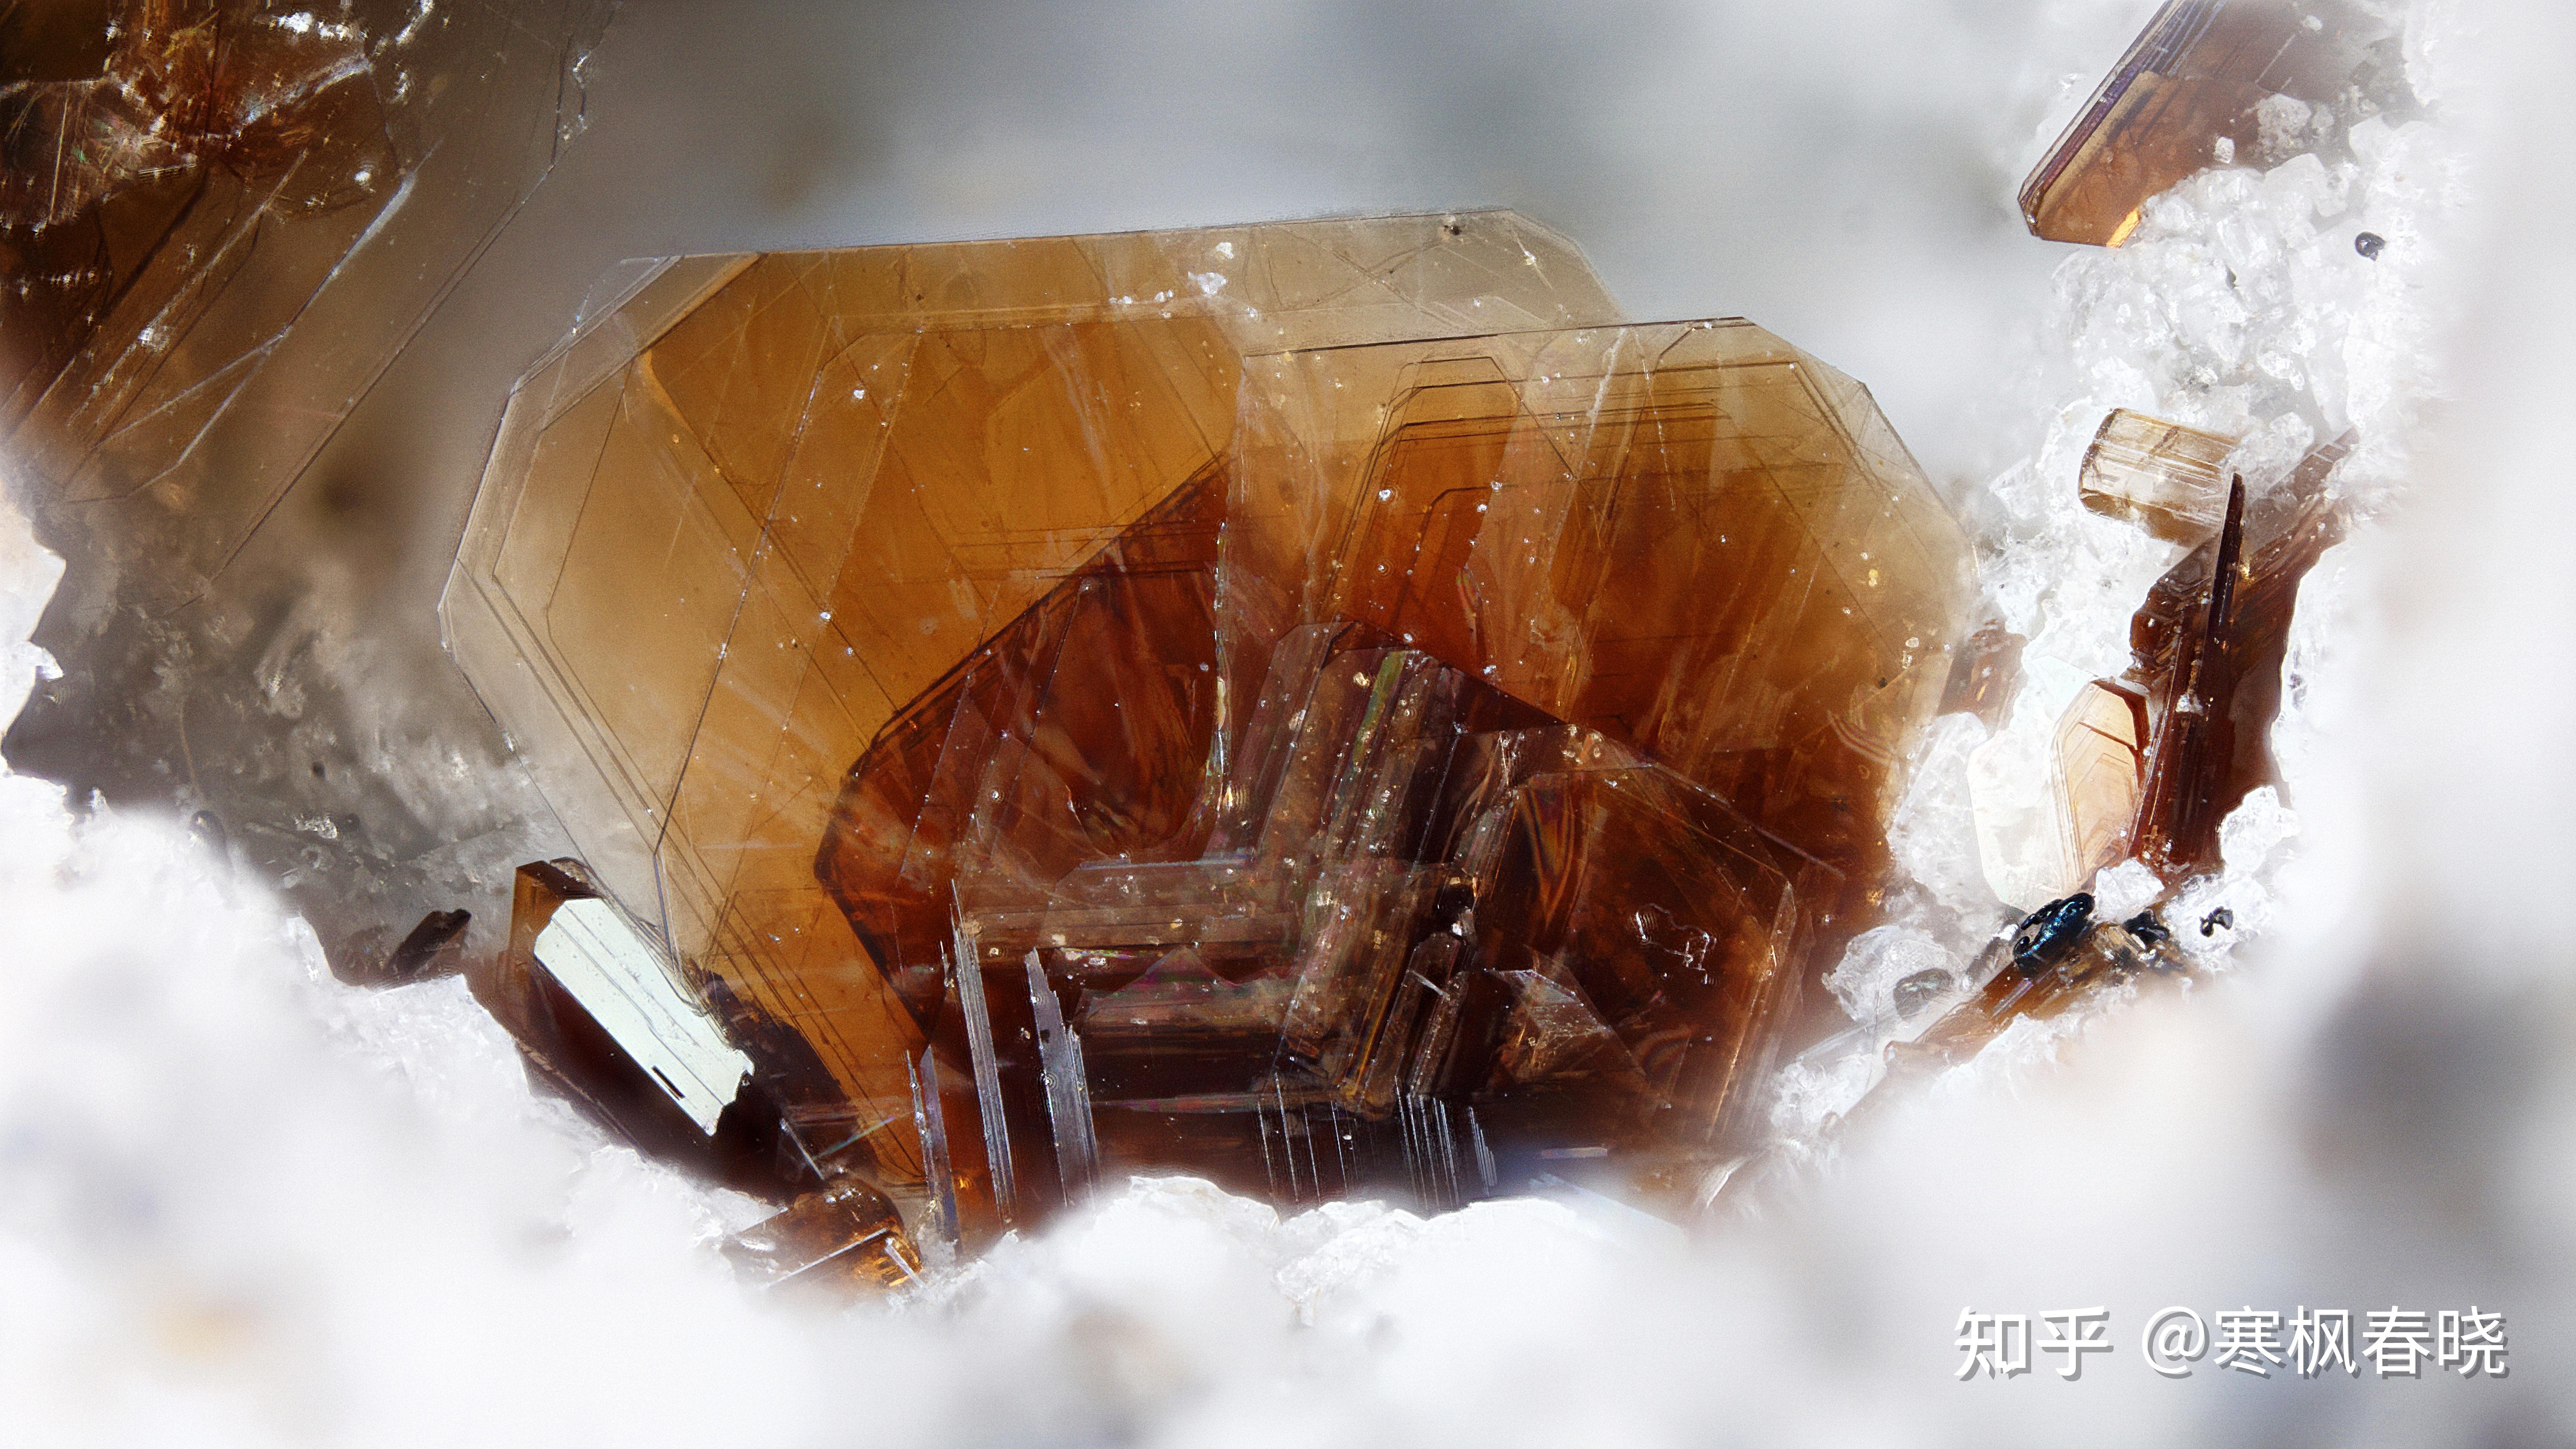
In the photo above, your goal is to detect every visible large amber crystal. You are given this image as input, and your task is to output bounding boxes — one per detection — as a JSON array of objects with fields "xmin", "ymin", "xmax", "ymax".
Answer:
[{"xmin": 443, "ymin": 214, "xmax": 1972, "ymax": 1241}]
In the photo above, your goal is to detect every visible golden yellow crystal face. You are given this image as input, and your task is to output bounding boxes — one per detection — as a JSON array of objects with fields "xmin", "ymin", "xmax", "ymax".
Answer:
[
  {"xmin": 444, "ymin": 214, "xmax": 1972, "ymax": 1236},
  {"xmin": 2053, "ymin": 679, "xmax": 2150, "ymax": 892}
]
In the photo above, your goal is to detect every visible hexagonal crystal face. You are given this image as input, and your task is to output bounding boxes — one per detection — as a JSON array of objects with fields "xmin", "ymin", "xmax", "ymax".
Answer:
[{"xmin": 444, "ymin": 213, "xmax": 1970, "ymax": 1241}]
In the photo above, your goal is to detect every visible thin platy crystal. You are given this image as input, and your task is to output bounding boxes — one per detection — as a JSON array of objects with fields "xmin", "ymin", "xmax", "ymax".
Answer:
[
  {"xmin": 1027, "ymin": 951, "xmax": 1102, "ymax": 1201},
  {"xmin": 951, "ymin": 923, "xmax": 1016, "ymax": 1222}
]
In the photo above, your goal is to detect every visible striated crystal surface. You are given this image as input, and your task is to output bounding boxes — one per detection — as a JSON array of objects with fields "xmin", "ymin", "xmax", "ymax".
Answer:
[
  {"xmin": 2053, "ymin": 679, "xmax": 2150, "ymax": 890},
  {"xmin": 2019, "ymin": 0, "xmax": 2414, "ymax": 246},
  {"xmin": 2079, "ymin": 408, "xmax": 2236, "ymax": 542},
  {"xmin": 447, "ymin": 216, "xmax": 1975, "ymax": 1240}
]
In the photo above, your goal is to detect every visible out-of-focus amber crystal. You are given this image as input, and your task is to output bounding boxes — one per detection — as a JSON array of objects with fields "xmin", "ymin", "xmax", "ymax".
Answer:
[
  {"xmin": 446, "ymin": 215, "xmax": 1973, "ymax": 1241},
  {"xmin": 720, "ymin": 1174, "xmax": 923, "ymax": 1293},
  {"xmin": 2020, "ymin": 0, "xmax": 2409, "ymax": 246},
  {"xmin": 1, "ymin": 0, "xmax": 605, "ymax": 619}
]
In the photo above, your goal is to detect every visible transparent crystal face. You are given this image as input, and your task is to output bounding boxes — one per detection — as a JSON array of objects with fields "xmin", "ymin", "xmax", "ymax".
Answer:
[{"xmin": 444, "ymin": 214, "xmax": 1975, "ymax": 1240}]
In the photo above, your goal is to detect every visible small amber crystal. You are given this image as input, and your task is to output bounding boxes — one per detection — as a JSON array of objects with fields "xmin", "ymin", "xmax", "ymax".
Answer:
[
  {"xmin": 2020, "ymin": 0, "xmax": 2410, "ymax": 246},
  {"xmin": 447, "ymin": 215, "xmax": 1973, "ymax": 1241},
  {"xmin": 1852, "ymin": 895, "xmax": 2184, "ymax": 1131},
  {"xmin": 720, "ymin": 1174, "xmax": 923, "ymax": 1292},
  {"xmin": 2079, "ymin": 409, "xmax": 2236, "ymax": 542}
]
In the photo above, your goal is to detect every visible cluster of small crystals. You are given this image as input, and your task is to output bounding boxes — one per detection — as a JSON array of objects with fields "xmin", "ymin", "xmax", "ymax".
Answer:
[{"xmin": 1761, "ymin": 0, "xmax": 2437, "ymax": 1153}]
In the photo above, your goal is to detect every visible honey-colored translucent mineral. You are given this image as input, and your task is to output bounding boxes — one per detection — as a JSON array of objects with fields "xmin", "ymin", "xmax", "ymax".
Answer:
[
  {"xmin": 1852, "ymin": 896, "xmax": 2184, "ymax": 1134},
  {"xmin": 2, "ymin": 0, "xmax": 605, "ymax": 609},
  {"xmin": 2123, "ymin": 435, "xmax": 2347, "ymax": 880},
  {"xmin": 0, "ymin": 0, "xmax": 617, "ymax": 993},
  {"xmin": 2079, "ymin": 409, "xmax": 2236, "ymax": 541},
  {"xmin": 2020, "ymin": 0, "xmax": 2409, "ymax": 246},
  {"xmin": 2054, "ymin": 679, "xmax": 2150, "ymax": 886},
  {"xmin": 446, "ymin": 215, "xmax": 1973, "ymax": 1240}
]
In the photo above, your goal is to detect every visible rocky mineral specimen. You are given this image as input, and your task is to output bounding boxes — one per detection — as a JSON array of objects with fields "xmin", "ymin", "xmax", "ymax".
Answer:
[
  {"xmin": 1967, "ymin": 422, "xmax": 2348, "ymax": 910},
  {"xmin": 444, "ymin": 215, "xmax": 1974, "ymax": 1243},
  {"xmin": 2020, "ymin": 0, "xmax": 2415, "ymax": 246}
]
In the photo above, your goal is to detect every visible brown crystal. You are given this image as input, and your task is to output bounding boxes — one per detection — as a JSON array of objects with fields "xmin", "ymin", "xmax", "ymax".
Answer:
[
  {"xmin": 0, "ymin": 0, "xmax": 603, "ymax": 624},
  {"xmin": 1862, "ymin": 901, "xmax": 2184, "ymax": 1120},
  {"xmin": 452, "ymin": 218, "xmax": 1974, "ymax": 1239},
  {"xmin": 720, "ymin": 1173, "xmax": 923, "ymax": 1294},
  {"xmin": 2079, "ymin": 409, "xmax": 2236, "ymax": 542},
  {"xmin": 473, "ymin": 860, "xmax": 849, "ymax": 1202},
  {"xmin": 1, "ymin": 0, "xmax": 395, "ymax": 429},
  {"xmin": 0, "ymin": 0, "xmax": 613, "ymax": 996},
  {"xmin": 832, "ymin": 615, "xmax": 1822, "ymax": 1228},
  {"xmin": 2124, "ymin": 436, "xmax": 2348, "ymax": 879},
  {"xmin": 2019, "ymin": 0, "xmax": 2410, "ymax": 246},
  {"xmin": 2053, "ymin": 679, "xmax": 2150, "ymax": 885},
  {"xmin": 1939, "ymin": 619, "xmax": 2025, "ymax": 730}
]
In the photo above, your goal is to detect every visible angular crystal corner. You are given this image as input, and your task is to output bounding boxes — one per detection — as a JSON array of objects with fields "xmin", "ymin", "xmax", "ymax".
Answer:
[
  {"xmin": 2079, "ymin": 409, "xmax": 2237, "ymax": 542},
  {"xmin": 2020, "ymin": 0, "xmax": 2409, "ymax": 246},
  {"xmin": 2054, "ymin": 679, "xmax": 2150, "ymax": 891}
]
